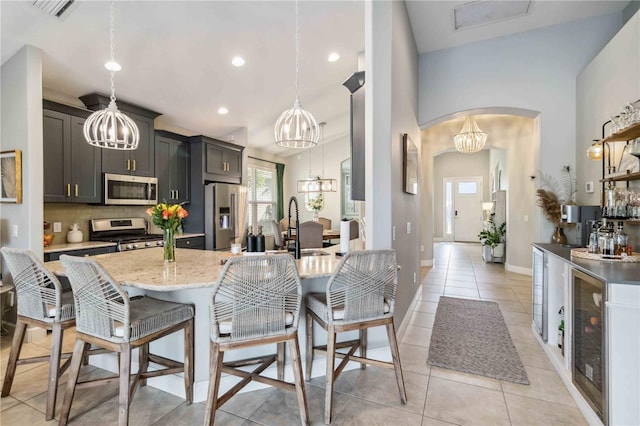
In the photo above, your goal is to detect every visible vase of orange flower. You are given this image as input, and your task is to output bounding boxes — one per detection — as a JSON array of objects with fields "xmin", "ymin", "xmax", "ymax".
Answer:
[{"xmin": 147, "ymin": 203, "xmax": 189, "ymax": 262}]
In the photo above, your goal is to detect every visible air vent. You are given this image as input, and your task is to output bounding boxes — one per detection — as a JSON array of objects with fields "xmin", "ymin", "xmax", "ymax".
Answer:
[
  {"xmin": 32, "ymin": 0, "xmax": 75, "ymax": 18},
  {"xmin": 454, "ymin": 1, "xmax": 532, "ymax": 31}
]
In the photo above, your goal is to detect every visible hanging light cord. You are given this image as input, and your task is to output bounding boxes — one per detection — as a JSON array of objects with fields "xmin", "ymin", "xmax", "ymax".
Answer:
[
  {"xmin": 109, "ymin": 0, "xmax": 117, "ymax": 105},
  {"xmin": 320, "ymin": 123, "xmax": 325, "ymax": 178},
  {"xmin": 294, "ymin": 0, "xmax": 300, "ymax": 104}
]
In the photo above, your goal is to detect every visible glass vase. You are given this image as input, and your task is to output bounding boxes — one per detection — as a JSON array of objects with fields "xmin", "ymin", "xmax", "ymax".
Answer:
[
  {"xmin": 551, "ymin": 226, "xmax": 567, "ymax": 245},
  {"xmin": 163, "ymin": 228, "xmax": 176, "ymax": 262},
  {"xmin": 312, "ymin": 210, "xmax": 319, "ymax": 222}
]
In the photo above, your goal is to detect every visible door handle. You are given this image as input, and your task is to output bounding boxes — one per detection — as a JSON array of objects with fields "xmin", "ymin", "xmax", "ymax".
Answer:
[
  {"xmin": 176, "ymin": 189, "xmax": 179, "ymax": 199},
  {"xmin": 66, "ymin": 183, "xmax": 71, "ymax": 197},
  {"xmin": 74, "ymin": 184, "xmax": 78, "ymax": 197},
  {"xmin": 455, "ymin": 210, "xmax": 458, "ymax": 216},
  {"xmin": 132, "ymin": 160, "xmax": 136, "ymax": 171},
  {"xmin": 127, "ymin": 159, "xmax": 131, "ymax": 171}
]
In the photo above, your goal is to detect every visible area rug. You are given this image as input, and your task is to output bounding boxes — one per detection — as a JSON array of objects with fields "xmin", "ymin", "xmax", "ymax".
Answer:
[{"xmin": 427, "ymin": 296, "xmax": 529, "ymax": 385}]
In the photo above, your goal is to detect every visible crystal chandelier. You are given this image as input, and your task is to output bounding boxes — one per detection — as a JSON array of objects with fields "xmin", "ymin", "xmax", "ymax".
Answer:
[
  {"xmin": 83, "ymin": 1, "xmax": 139, "ymax": 150},
  {"xmin": 297, "ymin": 123, "xmax": 337, "ymax": 192},
  {"xmin": 453, "ymin": 116, "xmax": 487, "ymax": 154},
  {"xmin": 274, "ymin": 0, "xmax": 319, "ymax": 148}
]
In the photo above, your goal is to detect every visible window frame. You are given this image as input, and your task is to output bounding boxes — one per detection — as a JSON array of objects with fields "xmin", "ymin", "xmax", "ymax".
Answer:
[{"xmin": 246, "ymin": 160, "xmax": 278, "ymax": 235}]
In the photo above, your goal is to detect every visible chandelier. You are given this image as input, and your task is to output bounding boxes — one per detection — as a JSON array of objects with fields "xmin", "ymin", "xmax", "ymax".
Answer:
[
  {"xmin": 453, "ymin": 116, "xmax": 487, "ymax": 154},
  {"xmin": 83, "ymin": 1, "xmax": 139, "ymax": 150},
  {"xmin": 297, "ymin": 122, "xmax": 337, "ymax": 192},
  {"xmin": 274, "ymin": 0, "xmax": 319, "ymax": 148}
]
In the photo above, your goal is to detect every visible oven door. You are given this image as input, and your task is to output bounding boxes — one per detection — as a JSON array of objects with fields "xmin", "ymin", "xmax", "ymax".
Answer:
[{"xmin": 104, "ymin": 174, "xmax": 158, "ymax": 205}]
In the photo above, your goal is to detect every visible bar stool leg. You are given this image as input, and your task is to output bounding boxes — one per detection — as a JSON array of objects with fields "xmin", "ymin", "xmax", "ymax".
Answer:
[
  {"xmin": 386, "ymin": 322, "xmax": 407, "ymax": 404},
  {"xmin": 305, "ymin": 310, "xmax": 313, "ymax": 380},
  {"xmin": 2, "ymin": 320, "xmax": 26, "ymax": 398},
  {"xmin": 59, "ymin": 339, "xmax": 89, "ymax": 426},
  {"xmin": 184, "ymin": 319, "xmax": 194, "ymax": 404},
  {"xmin": 324, "ymin": 326, "xmax": 336, "ymax": 425},
  {"xmin": 46, "ymin": 323, "xmax": 64, "ymax": 420},
  {"xmin": 138, "ymin": 343, "xmax": 149, "ymax": 387},
  {"xmin": 359, "ymin": 328, "xmax": 367, "ymax": 369},
  {"xmin": 118, "ymin": 344, "xmax": 132, "ymax": 426},
  {"xmin": 288, "ymin": 336, "xmax": 309, "ymax": 426},
  {"xmin": 277, "ymin": 342, "xmax": 285, "ymax": 381},
  {"xmin": 204, "ymin": 342, "xmax": 224, "ymax": 426}
]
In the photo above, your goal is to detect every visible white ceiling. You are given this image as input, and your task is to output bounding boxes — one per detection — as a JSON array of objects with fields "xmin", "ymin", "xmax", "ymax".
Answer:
[{"xmin": 1, "ymin": 1, "xmax": 631, "ymax": 157}]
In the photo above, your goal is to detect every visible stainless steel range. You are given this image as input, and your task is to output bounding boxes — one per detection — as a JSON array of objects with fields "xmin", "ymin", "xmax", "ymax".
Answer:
[{"xmin": 90, "ymin": 217, "xmax": 163, "ymax": 251}]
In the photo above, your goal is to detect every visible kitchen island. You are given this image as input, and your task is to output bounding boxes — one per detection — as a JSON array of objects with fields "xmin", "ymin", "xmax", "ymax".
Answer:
[{"xmin": 45, "ymin": 245, "xmax": 381, "ymax": 402}]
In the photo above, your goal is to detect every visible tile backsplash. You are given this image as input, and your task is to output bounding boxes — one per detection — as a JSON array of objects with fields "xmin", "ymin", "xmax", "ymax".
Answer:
[{"xmin": 44, "ymin": 203, "xmax": 152, "ymax": 245}]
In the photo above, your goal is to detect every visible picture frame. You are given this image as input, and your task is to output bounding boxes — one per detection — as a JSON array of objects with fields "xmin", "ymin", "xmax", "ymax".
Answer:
[
  {"xmin": 1, "ymin": 150, "xmax": 23, "ymax": 204},
  {"xmin": 402, "ymin": 133, "xmax": 418, "ymax": 195}
]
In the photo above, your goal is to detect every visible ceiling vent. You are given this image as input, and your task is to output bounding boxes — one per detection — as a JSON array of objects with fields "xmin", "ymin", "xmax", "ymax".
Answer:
[
  {"xmin": 32, "ymin": 0, "xmax": 76, "ymax": 18},
  {"xmin": 454, "ymin": 1, "xmax": 533, "ymax": 31}
]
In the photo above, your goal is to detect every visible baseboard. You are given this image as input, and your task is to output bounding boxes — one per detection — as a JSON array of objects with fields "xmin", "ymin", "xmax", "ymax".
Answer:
[
  {"xmin": 420, "ymin": 259, "xmax": 433, "ymax": 267},
  {"xmin": 505, "ymin": 263, "xmax": 532, "ymax": 276}
]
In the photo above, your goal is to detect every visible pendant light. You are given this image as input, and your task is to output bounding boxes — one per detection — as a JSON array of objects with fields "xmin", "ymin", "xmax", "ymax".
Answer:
[
  {"xmin": 586, "ymin": 140, "xmax": 604, "ymax": 160},
  {"xmin": 83, "ymin": 1, "xmax": 139, "ymax": 150},
  {"xmin": 297, "ymin": 122, "xmax": 337, "ymax": 192},
  {"xmin": 274, "ymin": 0, "xmax": 319, "ymax": 148},
  {"xmin": 453, "ymin": 116, "xmax": 487, "ymax": 154}
]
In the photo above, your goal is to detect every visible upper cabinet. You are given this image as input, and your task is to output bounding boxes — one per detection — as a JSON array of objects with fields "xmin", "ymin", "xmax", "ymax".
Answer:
[
  {"xmin": 189, "ymin": 136, "xmax": 244, "ymax": 184},
  {"xmin": 155, "ymin": 130, "xmax": 190, "ymax": 204},
  {"xmin": 80, "ymin": 94, "xmax": 161, "ymax": 177},
  {"xmin": 43, "ymin": 101, "xmax": 102, "ymax": 203}
]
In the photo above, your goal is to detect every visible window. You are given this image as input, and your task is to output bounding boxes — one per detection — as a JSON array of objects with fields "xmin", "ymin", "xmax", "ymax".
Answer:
[
  {"xmin": 247, "ymin": 162, "xmax": 277, "ymax": 234},
  {"xmin": 457, "ymin": 181, "xmax": 478, "ymax": 194}
]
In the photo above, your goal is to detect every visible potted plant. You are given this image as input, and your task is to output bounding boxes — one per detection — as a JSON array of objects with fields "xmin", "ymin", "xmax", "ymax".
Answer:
[{"xmin": 478, "ymin": 213, "xmax": 507, "ymax": 261}]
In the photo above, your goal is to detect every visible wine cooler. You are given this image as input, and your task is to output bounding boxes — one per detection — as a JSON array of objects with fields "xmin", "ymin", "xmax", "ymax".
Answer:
[{"xmin": 572, "ymin": 269, "xmax": 607, "ymax": 424}]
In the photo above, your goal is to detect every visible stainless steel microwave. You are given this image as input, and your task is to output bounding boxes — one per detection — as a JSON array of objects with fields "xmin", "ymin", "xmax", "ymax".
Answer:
[{"xmin": 104, "ymin": 173, "xmax": 158, "ymax": 205}]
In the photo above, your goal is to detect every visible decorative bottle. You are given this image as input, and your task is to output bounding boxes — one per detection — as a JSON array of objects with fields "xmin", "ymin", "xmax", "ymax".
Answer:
[
  {"xmin": 66, "ymin": 223, "xmax": 83, "ymax": 243},
  {"xmin": 256, "ymin": 226, "xmax": 265, "ymax": 252},
  {"xmin": 247, "ymin": 226, "xmax": 256, "ymax": 252},
  {"xmin": 615, "ymin": 222, "xmax": 627, "ymax": 256}
]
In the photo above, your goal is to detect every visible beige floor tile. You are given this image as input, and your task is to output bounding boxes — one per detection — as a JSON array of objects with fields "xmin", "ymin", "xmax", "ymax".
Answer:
[
  {"xmin": 521, "ymin": 302, "xmax": 533, "ymax": 314},
  {"xmin": 154, "ymin": 402, "xmax": 245, "ymax": 426},
  {"xmin": 501, "ymin": 311, "xmax": 533, "ymax": 327},
  {"xmin": 216, "ymin": 387, "xmax": 274, "ymax": 419},
  {"xmin": 402, "ymin": 326, "xmax": 432, "ymax": 348},
  {"xmin": 0, "ymin": 396, "xmax": 21, "ymax": 412},
  {"xmin": 332, "ymin": 393, "xmax": 423, "ymax": 425},
  {"xmin": 501, "ymin": 366, "xmax": 576, "ymax": 407},
  {"xmin": 422, "ymin": 284, "xmax": 444, "ymax": 295},
  {"xmin": 424, "ymin": 377, "xmax": 510, "ymax": 426},
  {"xmin": 443, "ymin": 279, "xmax": 477, "ymax": 289},
  {"xmin": 249, "ymin": 384, "xmax": 332, "ymax": 425},
  {"xmin": 487, "ymin": 299, "xmax": 527, "ymax": 313},
  {"xmin": 504, "ymin": 393, "xmax": 587, "ymax": 425},
  {"xmin": 410, "ymin": 312, "xmax": 435, "ymax": 328},
  {"xmin": 414, "ymin": 301, "xmax": 438, "ymax": 314},
  {"xmin": 429, "ymin": 366, "xmax": 502, "ymax": 391},
  {"xmin": 1, "ymin": 364, "xmax": 51, "ymax": 402},
  {"xmin": 420, "ymin": 293, "xmax": 442, "ymax": 303},
  {"xmin": 1, "ymin": 342, "xmax": 51, "ymax": 378},
  {"xmin": 0, "ymin": 401, "xmax": 57, "ymax": 426},
  {"xmin": 506, "ymin": 325, "xmax": 538, "ymax": 345},
  {"xmin": 443, "ymin": 287, "xmax": 480, "ymax": 298},
  {"xmin": 422, "ymin": 415, "xmax": 460, "ymax": 425},
  {"xmin": 478, "ymin": 289, "xmax": 519, "ymax": 301},
  {"xmin": 399, "ymin": 343, "xmax": 431, "ymax": 376},
  {"xmin": 512, "ymin": 341, "xmax": 555, "ymax": 371}
]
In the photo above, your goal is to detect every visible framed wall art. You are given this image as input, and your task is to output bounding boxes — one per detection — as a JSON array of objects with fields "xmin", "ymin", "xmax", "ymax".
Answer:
[
  {"xmin": 402, "ymin": 133, "xmax": 418, "ymax": 195},
  {"xmin": 1, "ymin": 150, "xmax": 23, "ymax": 204}
]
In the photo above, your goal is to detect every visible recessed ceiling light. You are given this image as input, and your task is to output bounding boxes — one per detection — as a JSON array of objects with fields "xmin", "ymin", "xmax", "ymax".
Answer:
[
  {"xmin": 454, "ymin": 1, "xmax": 532, "ymax": 31},
  {"xmin": 104, "ymin": 61, "xmax": 121, "ymax": 71},
  {"xmin": 328, "ymin": 53, "xmax": 340, "ymax": 62},
  {"xmin": 231, "ymin": 56, "xmax": 245, "ymax": 67},
  {"xmin": 218, "ymin": 107, "xmax": 229, "ymax": 115}
]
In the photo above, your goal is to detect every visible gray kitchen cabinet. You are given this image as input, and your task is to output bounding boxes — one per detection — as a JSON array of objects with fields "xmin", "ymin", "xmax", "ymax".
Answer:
[
  {"xmin": 155, "ymin": 130, "xmax": 190, "ymax": 203},
  {"xmin": 80, "ymin": 93, "xmax": 160, "ymax": 177},
  {"xmin": 189, "ymin": 136, "xmax": 243, "ymax": 184},
  {"xmin": 43, "ymin": 102, "xmax": 101, "ymax": 203},
  {"xmin": 176, "ymin": 236, "xmax": 204, "ymax": 250}
]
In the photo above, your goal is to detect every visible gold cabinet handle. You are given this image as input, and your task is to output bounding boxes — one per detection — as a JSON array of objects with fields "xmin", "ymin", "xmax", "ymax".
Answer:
[
  {"xmin": 171, "ymin": 190, "xmax": 175, "ymax": 199},
  {"xmin": 176, "ymin": 190, "xmax": 179, "ymax": 199},
  {"xmin": 186, "ymin": 241, "xmax": 190, "ymax": 245},
  {"xmin": 66, "ymin": 183, "xmax": 71, "ymax": 197},
  {"xmin": 74, "ymin": 184, "xmax": 78, "ymax": 197},
  {"xmin": 133, "ymin": 160, "xmax": 136, "ymax": 171},
  {"xmin": 127, "ymin": 159, "xmax": 131, "ymax": 171}
]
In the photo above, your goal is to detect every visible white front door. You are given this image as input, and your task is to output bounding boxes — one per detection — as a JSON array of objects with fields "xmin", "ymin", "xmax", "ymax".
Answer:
[{"xmin": 445, "ymin": 177, "xmax": 483, "ymax": 242}]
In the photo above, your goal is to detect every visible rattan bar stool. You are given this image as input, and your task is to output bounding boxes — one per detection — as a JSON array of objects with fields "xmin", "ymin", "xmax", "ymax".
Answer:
[
  {"xmin": 58, "ymin": 255, "xmax": 195, "ymax": 426},
  {"xmin": 305, "ymin": 249, "xmax": 407, "ymax": 424},
  {"xmin": 204, "ymin": 255, "xmax": 309, "ymax": 426},
  {"xmin": 0, "ymin": 248, "xmax": 83, "ymax": 420}
]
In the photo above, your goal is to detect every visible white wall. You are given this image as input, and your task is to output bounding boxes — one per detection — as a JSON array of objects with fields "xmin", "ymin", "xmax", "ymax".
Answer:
[
  {"xmin": 283, "ymin": 133, "xmax": 350, "ymax": 226},
  {"xmin": 576, "ymin": 10, "xmax": 640, "ymax": 250},
  {"xmin": 432, "ymin": 150, "xmax": 490, "ymax": 239},
  {"xmin": 367, "ymin": 0, "xmax": 421, "ymax": 323},
  {"xmin": 0, "ymin": 45, "xmax": 43, "ymax": 268},
  {"xmin": 418, "ymin": 13, "xmax": 624, "ymax": 270}
]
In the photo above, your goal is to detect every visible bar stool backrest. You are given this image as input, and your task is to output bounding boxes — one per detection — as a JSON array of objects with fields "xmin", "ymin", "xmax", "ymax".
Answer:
[
  {"xmin": 210, "ymin": 254, "xmax": 301, "ymax": 343},
  {"xmin": 60, "ymin": 255, "xmax": 130, "ymax": 342},
  {"xmin": 326, "ymin": 250, "xmax": 397, "ymax": 324},
  {"xmin": 1, "ymin": 247, "xmax": 73, "ymax": 323}
]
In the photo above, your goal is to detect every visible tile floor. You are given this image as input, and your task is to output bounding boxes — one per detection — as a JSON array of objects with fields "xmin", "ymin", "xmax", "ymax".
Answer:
[{"xmin": 0, "ymin": 243, "xmax": 588, "ymax": 425}]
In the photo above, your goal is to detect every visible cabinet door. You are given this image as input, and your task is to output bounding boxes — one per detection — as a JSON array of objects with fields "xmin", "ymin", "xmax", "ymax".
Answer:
[
  {"xmin": 155, "ymin": 136, "xmax": 173, "ymax": 202},
  {"xmin": 43, "ymin": 110, "xmax": 71, "ymax": 202},
  {"xmin": 225, "ymin": 149, "xmax": 242, "ymax": 178},
  {"xmin": 176, "ymin": 236, "xmax": 204, "ymax": 249},
  {"xmin": 205, "ymin": 143, "xmax": 226, "ymax": 175},
  {"xmin": 173, "ymin": 141, "xmax": 189, "ymax": 203},
  {"xmin": 70, "ymin": 116, "xmax": 102, "ymax": 203},
  {"xmin": 101, "ymin": 143, "xmax": 130, "ymax": 175},
  {"xmin": 129, "ymin": 111, "xmax": 155, "ymax": 177}
]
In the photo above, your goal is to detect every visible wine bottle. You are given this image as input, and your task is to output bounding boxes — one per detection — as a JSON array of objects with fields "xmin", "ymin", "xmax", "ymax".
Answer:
[
  {"xmin": 256, "ymin": 225, "xmax": 265, "ymax": 252},
  {"xmin": 247, "ymin": 226, "xmax": 256, "ymax": 252}
]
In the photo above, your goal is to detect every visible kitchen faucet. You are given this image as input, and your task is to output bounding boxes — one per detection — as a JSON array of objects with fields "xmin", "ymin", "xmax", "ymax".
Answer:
[{"xmin": 287, "ymin": 196, "xmax": 301, "ymax": 259}]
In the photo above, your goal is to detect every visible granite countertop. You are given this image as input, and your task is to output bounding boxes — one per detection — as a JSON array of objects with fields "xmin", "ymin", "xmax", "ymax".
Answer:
[
  {"xmin": 45, "ymin": 245, "xmax": 346, "ymax": 291},
  {"xmin": 533, "ymin": 243, "xmax": 640, "ymax": 285},
  {"xmin": 43, "ymin": 233, "xmax": 205, "ymax": 254}
]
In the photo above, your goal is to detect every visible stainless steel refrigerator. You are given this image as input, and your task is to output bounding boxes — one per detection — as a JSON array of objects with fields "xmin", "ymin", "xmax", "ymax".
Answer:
[{"xmin": 204, "ymin": 183, "xmax": 240, "ymax": 251}]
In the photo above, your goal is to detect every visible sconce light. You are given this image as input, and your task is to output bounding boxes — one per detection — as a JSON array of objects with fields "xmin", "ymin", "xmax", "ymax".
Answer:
[{"xmin": 586, "ymin": 140, "xmax": 603, "ymax": 160}]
